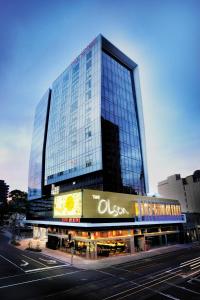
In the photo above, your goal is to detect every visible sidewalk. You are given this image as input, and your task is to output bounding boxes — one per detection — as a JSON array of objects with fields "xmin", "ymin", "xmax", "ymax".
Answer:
[
  {"xmin": 1, "ymin": 228, "xmax": 196, "ymax": 270},
  {"xmin": 17, "ymin": 238, "xmax": 194, "ymax": 270}
]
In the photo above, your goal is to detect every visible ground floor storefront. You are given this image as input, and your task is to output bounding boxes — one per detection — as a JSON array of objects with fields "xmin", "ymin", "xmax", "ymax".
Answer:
[{"xmin": 32, "ymin": 224, "xmax": 181, "ymax": 259}]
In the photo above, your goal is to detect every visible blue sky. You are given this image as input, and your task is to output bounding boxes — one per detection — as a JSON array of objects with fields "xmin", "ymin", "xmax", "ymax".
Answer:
[{"xmin": 0, "ymin": 0, "xmax": 199, "ymax": 193}]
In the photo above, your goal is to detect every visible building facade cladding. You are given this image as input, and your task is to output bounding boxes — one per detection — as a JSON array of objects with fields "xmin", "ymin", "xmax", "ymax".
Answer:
[
  {"xmin": 28, "ymin": 90, "xmax": 51, "ymax": 200},
  {"xmin": 158, "ymin": 171, "xmax": 200, "ymax": 213},
  {"xmin": 45, "ymin": 36, "xmax": 102, "ymax": 187}
]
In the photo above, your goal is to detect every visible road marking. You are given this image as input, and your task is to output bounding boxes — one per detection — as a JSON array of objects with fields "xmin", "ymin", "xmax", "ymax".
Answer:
[
  {"xmin": 0, "ymin": 270, "xmax": 82, "ymax": 289},
  {"xmin": 158, "ymin": 292, "xmax": 180, "ymax": 300},
  {"xmin": 110, "ymin": 266, "xmax": 135, "ymax": 273},
  {"xmin": 182, "ymin": 268, "xmax": 200, "ymax": 278},
  {"xmin": 20, "ymin": 260, "xmax": 29, "ymax": 267},
  {"xmin": 22, "ymin": 254, "xmax": 47, "ymax": 267},
  {"xmin": 39, "ymin": 258, "xmax": 56, "ymax": 264},
  {"xmin": 98, "ymin": 270, "xmax": 118, "ymax": 278},
  {"xmin": 116, "ymin": 273, "xmax": 182, "ymax": 300},
  {"xmin": 130, "ymin": 279, "xmax": 180, "ymax": 300},
  {"xmin": 180, "ymin": 256, "xmax": 200, "ymax": 266},
  {"xmin": 41, "ymin": 253, "xmax": 70, "ymax": 264},
  {"xmin": 190, "ymin": 261, "xmax": 200, "ymax": 267},
  {"xmin": 0, "ymin": 273, "xmax": 27, "ymax": 281},
  {"xmin": 166, "ymin": 282, "xmax": 200, "ymax": 295},
  {"xmin": 25, "ymin": 264, "xmax": 69, "ymax": 273},
  {"xmin": 191, "ymin": 278, "xmax": 200, "ymax": 283},
  {"xmin": 191, "ymin": 264, "xmax": 200, "ymax": 270},
  {"xmin": 0, "ymin": 254, "xmax": 25, "ymax": 272},
  {"xmin": 102, "ymin": 270, "xmax": 182, "ymax": 300}
]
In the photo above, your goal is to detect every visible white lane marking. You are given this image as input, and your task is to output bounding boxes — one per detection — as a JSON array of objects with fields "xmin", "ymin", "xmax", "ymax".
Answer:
[
  {"xmin": 39, "ymin": 258, "xmax": 56, "ymax": 264},
  {"xmin": 190, "ymin": 261, "xmax": 200, "ymax": 267},
  {"xmin": 0, "ymin": 273, "xmax": 27, "ymax": 281},
  {"xmin": 114, "ymin": 273, "xmax": 181, "ymax": 300},
  {"xmin": 164, "ymin": 257, "xmax": 200, "ymax": 274},
  {"xmin": 98, "ymin": 270, "xmax": 118, "ymax": 278},
  {"xmin": 110, "ymin": 266, "xmax": 132, "ymax": 273},
  {"xmin": 191, "ymin": 278, "xmax": 200, "ymax": 282},
  {"xmin": 180, "ymin": 256, "xmax": 200, "ymax": 266},
  {"xmin": 0, "ymin": 270, "xmax": 82, "ymax": 289},
  {"xmin": 22, "ymin": 254, "xmax": 47, "ymax": 267},
  {"xmin": 20, "ymin": 260, "xmax": 29, "ymax": 267},
  {"xmin": 182, "ymin": 268, "xmax": 200, "ymax": 278},
  {"xmin": 0, "ymin": 254, "xmax": 25, "ymax": 272},
  {"xmin": 166, "ymin": 282, "xmax": 200, "ymax": 295},
  {"xmin": 158, "ymin": 292, "xmax": 180, "ymax": 300},
  {"xmin": 102, "ymin": 270, "xmax": 182, "ymax": 300},
  {"xmin": 25, "ymin": 264, "xmax": 68, "ymax": 273},
  {"xmin": 131, "ymin": 279, "xmax": 180, "ymax": 300},
  {"xmin": 191, "ymin": 264, "xmax": 200, "ymax": 270},
  {"xmin": 40, "ymin": 253, "xmax": 69, "ymax": 264}
]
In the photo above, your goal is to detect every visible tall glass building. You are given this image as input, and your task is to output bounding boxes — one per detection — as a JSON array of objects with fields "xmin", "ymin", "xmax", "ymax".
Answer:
[
  {"xmin": 28, "ymin": 35, "xmax": 148, "ymax": 200},
  {"xmin": 27, "ymin": 36, "xmax": 185, "ymax": 258}
]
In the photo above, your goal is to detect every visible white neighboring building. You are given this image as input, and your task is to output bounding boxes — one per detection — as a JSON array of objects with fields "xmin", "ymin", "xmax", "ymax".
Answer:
[{"xmin": 158, "ymin": 170, "xmax": 200, "ymax": 214}]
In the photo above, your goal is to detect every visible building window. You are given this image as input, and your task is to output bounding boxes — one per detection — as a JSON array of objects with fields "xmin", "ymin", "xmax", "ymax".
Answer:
[
  {"xmin": 85, "ymin": 90, "xmax": 91, "ymax": 101},
  {"xmin": 86, "ymin": 79, "xmax": 91, "ymax": 90},
  {"xmin": 86, "ymin": 60, "xmax": 92, "ymax": 70},
  {"xmin": 85, "ymin": 126, "xmax": 92, "ymax": 139},
  {"xmin": 86, "ymin": 155, "xmax": 92, "ymax": 167},
  {"xmin": 86, "ymin": 51, "xmax": 92, "ymax": 61},
  {"xmin": 70, "ymin": 101, "xmax": 78, "ymax": 112}
]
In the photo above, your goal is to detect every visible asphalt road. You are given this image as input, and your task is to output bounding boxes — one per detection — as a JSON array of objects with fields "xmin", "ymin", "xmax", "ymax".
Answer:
[{"xmin": 0, "ymin": 232, "xmax": 200, "ymax": 300}]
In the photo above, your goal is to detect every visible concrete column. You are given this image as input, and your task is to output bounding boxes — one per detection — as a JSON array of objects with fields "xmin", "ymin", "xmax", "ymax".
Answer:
[
  {"xmin": 86, "ymin": 242, "xmax": 90, "ymax": 259},
  {"xmin": 130, "ymin": 237, "xmax": 135, "ymax": 254},
  {"xmin": 33, "ymin": 226, "xmax": 39, "ymax": 239},
  {"xmin": 90, "ymin": 242, "xmax": 97, "ymax": 259},
  {"xmin": 94, "ymin": 242, "xmax": 97, "ymax": 259},
  {"xmin": 138, "ymin": 236, "xmax": 145, "ymax": 251},
  {"xmin": 165, "ymin": 234, "xmax": 168, "ymax": 245}
]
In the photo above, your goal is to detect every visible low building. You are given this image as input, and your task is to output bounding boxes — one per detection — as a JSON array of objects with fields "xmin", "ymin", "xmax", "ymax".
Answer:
[
  {"xmin": 26, "ymin": 189, "xmax": 185, "ymax": 258},
  {"xmin": 158, "ymin": 170, "xmax": 200, "ymax": 241}
]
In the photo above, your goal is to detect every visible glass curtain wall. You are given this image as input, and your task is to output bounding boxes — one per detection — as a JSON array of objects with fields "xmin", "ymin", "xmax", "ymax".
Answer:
[
  {"xmin": 28, "ymin": 90, "xmax": 50, "ymax": 200},
  {"xmin": 45, "ymin": 37, "xmax": 102, "ymax": 186},
  {"xmin": 101, "ymin": 52, "xmax": 145, "ymax": 195}
]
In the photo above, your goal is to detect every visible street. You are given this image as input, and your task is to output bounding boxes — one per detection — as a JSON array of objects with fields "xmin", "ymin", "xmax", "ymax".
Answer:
[{"xmin": 0, "ymin": 233, "xmax": 200, "ymax": 300}]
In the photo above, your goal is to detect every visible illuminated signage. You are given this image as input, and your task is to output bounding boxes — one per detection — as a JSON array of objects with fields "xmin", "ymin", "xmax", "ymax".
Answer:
[
  {"xmin": 61, "ymin": 218, "xmax": 80, "ymax": 223},
  {"xmin": 97, "ymin": 199, "xmax": 129, "ymax": 217},
  {"xmin": 54, "ymin": 192, "xmax": 82, "ymax": 218},
  {"xmin": 82, "ymin": 190, "xmax": 133, "ymax": 218}
]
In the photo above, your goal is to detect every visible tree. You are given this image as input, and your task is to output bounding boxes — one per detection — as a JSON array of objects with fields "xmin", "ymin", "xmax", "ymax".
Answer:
[{"xmin": 8, "ymin": 190, "xmax": 28, "ymax": 214}]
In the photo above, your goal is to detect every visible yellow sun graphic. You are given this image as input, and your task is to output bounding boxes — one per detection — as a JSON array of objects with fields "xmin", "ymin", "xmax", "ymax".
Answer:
[{"xmin": 65, "ymin": 195, "xmax": 75, "ymax": 211}]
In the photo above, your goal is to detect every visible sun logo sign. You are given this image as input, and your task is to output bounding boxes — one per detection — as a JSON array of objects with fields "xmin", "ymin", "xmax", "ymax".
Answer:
[{"xmin": 54, "ymin": 192, "xmax": 82, "ymax": 218}]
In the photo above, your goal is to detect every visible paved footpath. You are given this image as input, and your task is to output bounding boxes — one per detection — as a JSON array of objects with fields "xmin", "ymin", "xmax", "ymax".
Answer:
[{"xmin": 9, "ymin": 231, "xmax": 196, "ymax": 270}]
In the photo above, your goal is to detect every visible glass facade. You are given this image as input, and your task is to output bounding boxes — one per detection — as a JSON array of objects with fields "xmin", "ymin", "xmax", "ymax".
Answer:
[
  {"xmin": 28, "ymin": 90, "xmax": 50, "ymax": 200},
  {"xmin": 29, "ymin": 35, "xmax": 148, "ymax": 202},
  {"xmin": 45, "ymin": 37, "xmax": 102, "ymax": 185},
  {"xmin": 101, "ymin": 52, "xmax": 145, "ymax": 194}
]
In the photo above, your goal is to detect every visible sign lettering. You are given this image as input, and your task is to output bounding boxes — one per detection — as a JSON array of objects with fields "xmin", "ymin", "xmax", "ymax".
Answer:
[{"xmin": 97, "ymin": 199, "xmax": 129, "ymax": 217}]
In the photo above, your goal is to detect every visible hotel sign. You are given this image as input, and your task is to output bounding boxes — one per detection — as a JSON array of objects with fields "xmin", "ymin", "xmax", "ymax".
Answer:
[
  {"xmin": 82, "ymin": 190, "xmax": 134, "ymax": 218},
  {"xmin": 53, "ymin": 189, "xmax": 136, "ymax": 219}
]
